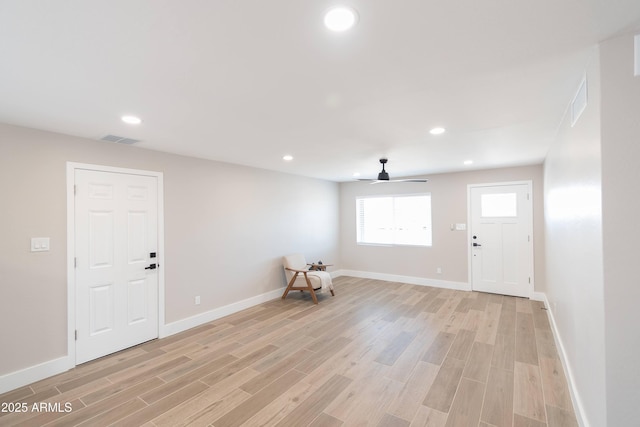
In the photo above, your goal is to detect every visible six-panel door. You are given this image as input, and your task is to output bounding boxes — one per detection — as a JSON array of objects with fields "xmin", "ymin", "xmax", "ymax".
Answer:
[{"xmin": 75, "ymin": 169, "xmax": 159, "ymax": 364}]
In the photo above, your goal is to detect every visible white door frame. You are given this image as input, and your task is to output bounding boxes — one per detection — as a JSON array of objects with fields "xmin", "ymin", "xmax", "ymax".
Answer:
[
  {"xmin": 466, "ymin": 180, "xmax": 534, "ymax": 298},
  {"xmin": 66, "ymin": 162, "xmax": 165, "ymax": 367}
]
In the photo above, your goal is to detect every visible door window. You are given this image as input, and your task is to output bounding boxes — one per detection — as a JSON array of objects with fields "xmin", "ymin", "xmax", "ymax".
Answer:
[{"xmin": 481, "ymin": 193, "xmax": 517, "ymax": 217}]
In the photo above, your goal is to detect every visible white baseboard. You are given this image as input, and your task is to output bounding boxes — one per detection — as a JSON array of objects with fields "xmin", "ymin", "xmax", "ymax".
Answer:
[
  {"xmin": 333, "ymin": 274, "xmax": 587, "ymax": 425},
  {"xmin": 0, "ymin": 287, "xmax": 286, "ymax": 395},
  {"xmin": 0, "ymin": 356, "xmax": 71, "ymax": 395},
  {"xmin": 531, "ymin": 291, "xmax": 546, "ymax": 301},
  {"xmin": 537, "ymin": 293, "xmax": 588, "ymax": 427},
  {"xmin": 160, "ymin": 286, "xmax": 286, "ymax": 338},
  {"xmin": 6, "ymin": 277, "xmax": 567, "ymax": 402},
  {"xmin": 334, "ymin": 269, "xmax": 470, "ymax": 291}
]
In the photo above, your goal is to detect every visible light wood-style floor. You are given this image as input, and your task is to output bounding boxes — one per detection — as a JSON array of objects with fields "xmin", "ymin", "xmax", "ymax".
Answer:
[{"xmin": 0, "ymin": 277, "xmax": 578, "ymax": 427}]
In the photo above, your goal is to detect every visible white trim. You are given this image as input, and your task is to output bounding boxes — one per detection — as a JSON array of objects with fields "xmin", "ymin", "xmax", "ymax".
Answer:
[
  {"xmin": 66, "ymin": 164, "xmax": 75, "ymax": 370},
  {"xmin": 161, "ymin": 287, "xmax": 286, "ymax": 338},
  {"xmin": 0, "ymin": 286, "xmax": 285, "ymax": 393},
  {"xmin": 334, "ymin": 269, "xmax": 470, "ymax": 291},
  {"xmin": 467, "ymin": 180, "xmax": 534, "ymax": 298},
  {"xmin": 633, "ymin": 34, "xmax": 640, "ymax": 77},
  {"xmin": 538, "ymin": 293, "xmax": 588, "ymax": 427},
  {"xmin": 355, "ymin": 193, "xmax": 433, "ymax": 247},
  {"xmin": 570, "ymin": 75, "xmax": 588, "ymax": 127},
  {"xmin": 0, "ymin": 357, "xmax": 70, "ymax": 395},
  {"xmin": 66, "ymin": 162, "xmax": 165, "ymax": 366},
  {"xmin": 531, "ymin": 291, "xmax": 546, "ymax": 302}
]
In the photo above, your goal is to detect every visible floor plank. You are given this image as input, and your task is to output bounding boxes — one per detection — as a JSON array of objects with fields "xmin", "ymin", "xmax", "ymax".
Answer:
[
  {"xmin": 387, "ymin": 361, "xmax": 439, "ymax": 421},
  {"xmin": 273, "ymin": 374, "xmax": 352, "ymax": 426},
  {"xmin": 422, "ymin": 356, "xmax": 466, "ymax": 413},
  {"xmin": 539, "ymin": 357, "xmax": 573, "ymax": 411},
  {"xmin": 515, "ymin": 313, "xmax": 539, "ymax": 365},
  {"xmin": 377, "ymin": 413, "xmax": 411, "ymax": 427},
  {"xmin": 410, "ymin": 406, "xmax": 447, "ymax": 427},
  {"xmin": 308, "ymin": 412, "xmax": 344, "ymax": 427},
  {"xmin": 462, "ymin": 342, "xmax": 493, "ymax": 383},
  {"xmin": 481, "ymin": 367, "xmax": 514, "ymax": 427},
  {"xmin": 545, "ymin": 404, "xmax": 578, "ymax": 427},
  {"xmin": 514, "ymin": 362, "xmax": 546, "ymax": 423},
  {"xmin": 375, "ymin": 331, "xmax": 417, "ymax": 366},
  {"xmin": 421, "ymin": 332, "xmax": 455, "ymax": 365},
  {"xmin": 444, "ymin": 378, "xmax": 485, "ymax": 427},
  {"xmin": 213, "ymin": 369, "xmax": 305, "ymax": 427}
]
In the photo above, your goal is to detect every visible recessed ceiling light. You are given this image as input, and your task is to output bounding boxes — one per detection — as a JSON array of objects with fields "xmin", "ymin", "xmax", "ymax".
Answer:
[
  {"xmin": 324, "ymin": 7, "xmax": 358, "ymax": 32},
  {"xmin": 282, "ymin": 155, "xmax": 293, "ymax": 161},
  {"xmin": 429, "ymin": 127, "xmax": 446, "ymax": 135},
  {"xmin": 122, "ymin": 115, "xmax": 142, "ymax": 125},
  {"xmin": 464, "ymin": 160, "xmax": 473, "ymax": 165}
]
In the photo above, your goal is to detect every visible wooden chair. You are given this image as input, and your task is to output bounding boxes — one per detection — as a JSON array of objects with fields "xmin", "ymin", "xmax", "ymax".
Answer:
[{"xmin": 282, "ymin": 254, "xmax": 335, "ymax": 304}]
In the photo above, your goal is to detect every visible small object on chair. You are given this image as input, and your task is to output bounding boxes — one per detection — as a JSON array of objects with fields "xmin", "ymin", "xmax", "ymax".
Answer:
[{"xmin": 309, "ymin": 260, "xmax": 323, "ymax": 271}]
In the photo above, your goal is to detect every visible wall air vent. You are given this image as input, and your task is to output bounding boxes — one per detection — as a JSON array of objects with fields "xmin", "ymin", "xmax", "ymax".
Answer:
[{"xmin": 100, "ymin": 135, "xmax": 140, "ymax": 145}]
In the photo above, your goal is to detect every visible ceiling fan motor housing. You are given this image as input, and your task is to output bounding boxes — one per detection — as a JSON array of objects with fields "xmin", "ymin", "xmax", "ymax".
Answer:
[
  {"xmin": 378, "ymin": 158, "xmax": 389, "ymax": 180},
  {"xmin": 377, "ymin": 170, "xmax": 389, "ymax": 180}
]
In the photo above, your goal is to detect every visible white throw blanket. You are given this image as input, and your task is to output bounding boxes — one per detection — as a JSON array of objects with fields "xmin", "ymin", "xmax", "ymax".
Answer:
[{"xmin": 306, "ymin": 270, "xmax": 333, "ymax": 292}]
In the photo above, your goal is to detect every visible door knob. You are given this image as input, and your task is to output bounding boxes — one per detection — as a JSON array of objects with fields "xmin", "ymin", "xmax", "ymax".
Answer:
[
  {"xmin": 145, "ymin": 263, "xmax": 157, "ymax": 270},
  {"xmin": 473, "ymin": 243, "xmax": 482, "ymax": 247}
]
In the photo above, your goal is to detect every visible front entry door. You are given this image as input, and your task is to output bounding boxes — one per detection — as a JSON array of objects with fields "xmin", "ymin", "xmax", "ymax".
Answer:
[
  {"xmin": 469, "ymin": 183, "xmax": 533, "ymax": 298},
  {"xmin": 75, "ymin": 169, "xmax": 159, "ymax": 364}
]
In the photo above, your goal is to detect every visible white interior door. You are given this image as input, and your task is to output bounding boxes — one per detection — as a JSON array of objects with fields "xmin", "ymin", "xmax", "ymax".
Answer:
[
  {"xmin": 469, "ymin": 183, "xmax": 533, "ymax": 297},
  {"xmin": 75, "ymin": 169, "xmax": 159, "ymax": 364}
]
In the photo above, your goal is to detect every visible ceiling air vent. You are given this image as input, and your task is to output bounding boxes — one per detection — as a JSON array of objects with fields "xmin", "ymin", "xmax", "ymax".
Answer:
[{"xmin": 100, "ymin": 135, "xmax": 140, "ymax": 145}]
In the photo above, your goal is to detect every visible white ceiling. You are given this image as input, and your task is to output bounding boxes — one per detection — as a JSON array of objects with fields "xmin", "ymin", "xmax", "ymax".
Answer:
[{"xmin": 1, "ymin": 1, "xmax": 639, "ymax": 182}]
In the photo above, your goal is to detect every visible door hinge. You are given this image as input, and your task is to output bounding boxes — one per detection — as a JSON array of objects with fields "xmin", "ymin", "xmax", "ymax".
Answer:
[
  {"xmin": 74, "ymin": 185, "xmax": 77, "ymax": 195},
  {"xmin": 74, "ymin": 257, "xmax": 77, "ymax": 268},
  {"xmin": 75, "ymin": 330, "xmax": 78, "ymax": 341},
  {"xmin": 528, "ymin": 235, "xmax": 530, "ymax": 242},
  {"xmin": 529, "ymin": 277, "xmax": 531, "ymax": 284},
  {"xmin": 527, "ymin": 193, "xmax": 530, "ymax": 200}
]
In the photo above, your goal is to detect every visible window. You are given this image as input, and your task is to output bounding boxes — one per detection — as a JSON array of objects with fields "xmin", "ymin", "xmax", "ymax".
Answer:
[
  {"xmin": 481, "ymin": 193, "xmax": 517, "ymax": 217},
  {"xmin": 356, "ymin": 194, "xmax": 432, "ymax": 246}
]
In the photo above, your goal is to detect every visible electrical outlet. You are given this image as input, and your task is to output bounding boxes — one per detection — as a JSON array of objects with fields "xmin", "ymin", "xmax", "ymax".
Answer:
[
  {"xmin": 195, "ymin": 296, "xmax": 201, "ymax": 305},
  {"xmin": 436, "ymin": 267, "xmax": 442, "ymax": 274}
]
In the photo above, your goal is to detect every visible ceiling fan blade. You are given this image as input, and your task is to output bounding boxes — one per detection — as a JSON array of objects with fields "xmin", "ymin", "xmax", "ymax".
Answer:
[
  {"xmin": 368, "ymin": 178, "xmax": 428, "ymax": 184},
  {"xmin": 357, "ymin": 158, "xmax": 429, "ymax": 183}
]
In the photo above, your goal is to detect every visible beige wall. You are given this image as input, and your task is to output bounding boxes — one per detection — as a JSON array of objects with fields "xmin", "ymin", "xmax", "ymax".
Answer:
[
  {"xmin": 339, "ymin": 165, "xmax": 545, "ymax": 290},
  {"xmin": 0, "ymin": 124, "xmax": 339, "ymax": 376},
  {"xmin": 600, "ymin": 33, "xmax": 640, "ymax": 427},
  {"xmin": 543, "ymin": 46, "xmax": 606, "ymax": 426}
]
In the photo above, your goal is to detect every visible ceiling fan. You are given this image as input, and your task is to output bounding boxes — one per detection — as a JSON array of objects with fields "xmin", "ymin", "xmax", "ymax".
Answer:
[{"xmin": 358, "ymin": 158, "xmax": 428, "ymax": 183}]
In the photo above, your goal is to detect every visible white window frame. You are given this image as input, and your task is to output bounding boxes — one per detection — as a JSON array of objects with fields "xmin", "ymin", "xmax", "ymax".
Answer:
[{"xmin": 356, "ymin": 193, "xmax": 433, "ymax": 247}]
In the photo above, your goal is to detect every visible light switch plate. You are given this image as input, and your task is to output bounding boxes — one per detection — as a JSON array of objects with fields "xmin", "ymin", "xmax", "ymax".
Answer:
[
  {"xmin": 31, "ymin": 237, "xmax": 50, "ymax": 252},
  {"xmin": 455, "ymin": 223, "xmax": 466, "ymax": 231}
]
